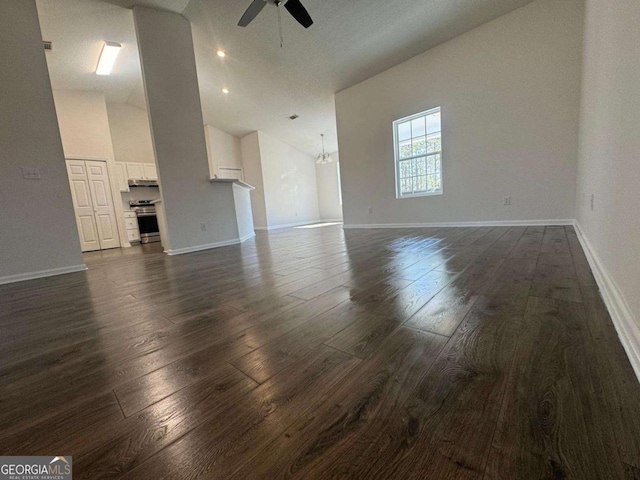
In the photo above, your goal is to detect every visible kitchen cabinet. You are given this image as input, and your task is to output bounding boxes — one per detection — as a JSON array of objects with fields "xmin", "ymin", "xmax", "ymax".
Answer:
[
  {"xmin": 127, "ymin": 229, "xmax": 141, "ymax": 242},
  {"xmin": 123, "ymin": 211, "xmax": 140, "ymax": 244},
  {"xmin": 124, "ymin": 162, "xmax": 158, "ymax": 181},
  {"xmin": 125, "ymin": 162, "xmax": 145, "ymax": 181},
  {"xmin": 143, "ymin": 163, "xmax": 158, "ymax": 181},
  {"xmin": 124, "ymin": 217, "xmax": 138, "ymax": 230},
  {"xmin": 115, "ymin": 162, "xmax": 130, "ymax": 192}
]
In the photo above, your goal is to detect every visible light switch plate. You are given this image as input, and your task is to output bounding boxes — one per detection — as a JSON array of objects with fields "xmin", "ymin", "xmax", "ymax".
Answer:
[{"xmin": 22, "ymin": 167, "xmax": 41, "ymax": 180}]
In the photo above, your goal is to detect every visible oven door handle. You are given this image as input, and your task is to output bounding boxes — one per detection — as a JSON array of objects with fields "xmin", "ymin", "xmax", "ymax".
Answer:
[{"xmin": 136, "ymin": 213, "xmax": 157, "ymax": 218}]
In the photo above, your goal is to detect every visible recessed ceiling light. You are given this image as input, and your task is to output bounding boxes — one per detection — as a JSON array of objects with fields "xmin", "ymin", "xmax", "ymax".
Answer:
[
  {"xmin": 216, "ymin": 49, "xmax": 226, "ymax": 58},
  {"xmin": 96, "ymin": 41, "xmax": 121, "ymax": 76},
  {"xmin": 222, "ymin": 88, "xmax": 230, "ymax": 94}
]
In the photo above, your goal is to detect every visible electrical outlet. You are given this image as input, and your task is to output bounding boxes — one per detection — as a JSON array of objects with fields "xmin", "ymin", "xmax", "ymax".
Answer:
[
  {"xmin": 503, "ymin": 196, "xmax": 511, "ymax": 206},
  {"xmin": 368, "ymin": 207, "xmax": 373, "ymax": 214},
  {"xmin": 590, "ymin": 194, "xmax": 595, "ymax": 211},
  {"xmin": 200, "ymin": 223, "xmax": 207, "ymax": 231}
]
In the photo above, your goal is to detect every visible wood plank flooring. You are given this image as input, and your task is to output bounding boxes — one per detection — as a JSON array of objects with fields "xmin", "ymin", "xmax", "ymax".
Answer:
[{"xmin": 1, "ymin": 224, "xmax": 639, "ymax": 479}]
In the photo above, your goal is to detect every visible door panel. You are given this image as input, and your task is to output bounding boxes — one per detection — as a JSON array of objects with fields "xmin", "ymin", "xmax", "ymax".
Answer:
[
  {"xmin": 85, "ymin": 160, "xmax": 121, "ymax": 250},
  {"xmin": 143, "ymin": 163, "xmax": 158, "ymax": 180},
  {"xmin": 126, "ymin": 162, "xmax": 144, "ymax": 180},
  {"xmin": 78, "ymin": 215, "xmax": 98, "ymax": 243},
  {"xmin": 91, "ymin": 180, "xmax": 109, "ymax": 207},
  {"xmin": 97, "ymin": 214, "xmax": 116, "ymax": 241},
  {"xmin": 66, "ymin": 160, "xmax": 100, "ymax": 252},
  {"xmin": 72, "ymin": 180, "xmax": 92, "ymax": 208}
]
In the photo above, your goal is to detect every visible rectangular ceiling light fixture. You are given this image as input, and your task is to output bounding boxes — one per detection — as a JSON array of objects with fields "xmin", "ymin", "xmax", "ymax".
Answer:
[{"xmin": 96, "ymin": 41, "xmax": 122, "ymax": 76}]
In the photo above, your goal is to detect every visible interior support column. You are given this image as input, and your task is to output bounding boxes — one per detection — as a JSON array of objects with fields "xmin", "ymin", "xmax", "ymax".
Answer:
[{"xmin": 134, "ymin": 6, "xmax": 239, "ymax": 252}]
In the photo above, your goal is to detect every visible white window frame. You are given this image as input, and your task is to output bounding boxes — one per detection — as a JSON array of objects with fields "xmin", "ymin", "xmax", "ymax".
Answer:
[{"xmin": 393, "ymin": 107, "xmax": 443, "ymax": 199}]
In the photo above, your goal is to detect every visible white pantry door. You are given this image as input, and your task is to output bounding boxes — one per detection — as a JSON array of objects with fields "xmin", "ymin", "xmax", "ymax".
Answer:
[
  {"xmin": 66, "ymin": 160, "xmax": 100, "ymax": 252},
  {"xmin": 66, "ymin": 160, "xmax": 121, "ymax": 252},
  {"xmin": 85, "ymin": 160, "xmax": 120, "ymax": 250}
]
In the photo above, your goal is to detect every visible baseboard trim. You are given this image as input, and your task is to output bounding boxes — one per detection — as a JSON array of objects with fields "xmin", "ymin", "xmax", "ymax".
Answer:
[
  {"xmin": 255, "ymin": 220, "xmax": 324, "ymax": 231},
  {"xmin": 239, "ymin": 232, "xmax": 256, "ymax": 242},
  {"xmin": 575, "ymin": 222, "xmax": 640, "ymax": 382},
  {"xmin": 165, "ymin": 238, "xmax": 240, "ymax": 255},
  {"xmin": 343, "ymin": 219, "xmax": 576, "ymax": 229},
  {"xmin": 319, "ymin": 219, "xmax": 344, "ymax": 223},
  {"xmin": 0, "ymin": 264, "xmax": 88, "ymax": 285}
]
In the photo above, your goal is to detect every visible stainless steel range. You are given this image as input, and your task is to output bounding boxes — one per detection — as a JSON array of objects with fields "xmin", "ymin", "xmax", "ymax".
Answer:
[{"xmin": 129, "ymin": 200, "xmax": 161, "ymax": 244}]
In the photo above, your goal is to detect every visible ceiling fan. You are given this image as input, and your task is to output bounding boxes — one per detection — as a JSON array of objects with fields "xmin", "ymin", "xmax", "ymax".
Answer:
[{"xmin": 238, "ymin": 0, "xmax": 314, "ymax": 29}]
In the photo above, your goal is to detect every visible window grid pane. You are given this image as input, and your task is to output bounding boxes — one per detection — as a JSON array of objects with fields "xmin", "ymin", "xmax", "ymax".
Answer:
[
  {"xmin": 398, "ymin": 121, "xmax": 411, "ymax": 141},
  {"xmin": 399, "ymin": 140, "xmax": 412, "ymax": 160},
  {"xmin": 396, "ymin": 153, "xmax": 441, "ymax": 196},
  {"xmin": 395, "ymin": 107, "xmax": 442, "ymax": 197},
  {"xmin": 411, "ymin": 117, "xmax": 426, "ymax": 138}
]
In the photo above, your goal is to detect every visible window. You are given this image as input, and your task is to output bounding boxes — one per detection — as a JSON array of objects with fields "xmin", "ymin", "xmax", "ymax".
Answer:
[{"xmin": 393, "ymin": 107, "xmax": 442, "ymax": 198}]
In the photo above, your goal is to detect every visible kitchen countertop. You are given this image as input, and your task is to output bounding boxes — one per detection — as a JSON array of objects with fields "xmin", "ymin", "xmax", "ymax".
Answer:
[{"xmin": 210, "ymin": 178, "xmax": 255, "ymax": 190}]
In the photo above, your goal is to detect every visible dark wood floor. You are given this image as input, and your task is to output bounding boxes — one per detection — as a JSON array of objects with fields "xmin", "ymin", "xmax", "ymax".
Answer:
[{"xmin": 1, "ymin": 224, "xmax": 639, "ymax": 479}]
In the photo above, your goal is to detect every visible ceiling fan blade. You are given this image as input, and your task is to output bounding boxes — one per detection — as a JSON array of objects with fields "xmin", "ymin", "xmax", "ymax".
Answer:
[
  {"xmin": 284, "ymin": 0, "xmax": 313, "ymax": 28},
  {"xmin": 238, "ymin": 0, "xmax": 267, "ymax": 27}
]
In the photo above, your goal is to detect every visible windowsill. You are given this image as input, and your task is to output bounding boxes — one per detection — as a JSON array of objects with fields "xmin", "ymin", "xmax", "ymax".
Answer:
[{"xmin": 396, "ymin": 191, "xmax": 443, "ymax": 199}]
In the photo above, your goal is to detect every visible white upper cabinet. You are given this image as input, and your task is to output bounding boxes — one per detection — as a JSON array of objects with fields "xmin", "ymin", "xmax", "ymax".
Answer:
[
  {"xmin": 143, "ymin": 163, "xmax": 158, "ymax": 180},
  {"xmin": 123, "ymin": 162, "xmax": 158, "ymax": 181},
  {"xmin": 125, "ymin": 162, "xmax": 145, "ymax": 180},
  {"xmin": 115, "ymin": 162, "xmax": 130, "ymax": 192}
]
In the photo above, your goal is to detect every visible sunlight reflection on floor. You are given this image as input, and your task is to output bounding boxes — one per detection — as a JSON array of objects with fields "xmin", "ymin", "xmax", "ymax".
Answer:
[{"xmin": 294, "ymin": 222, "xmax": 343, "ymax": 229}]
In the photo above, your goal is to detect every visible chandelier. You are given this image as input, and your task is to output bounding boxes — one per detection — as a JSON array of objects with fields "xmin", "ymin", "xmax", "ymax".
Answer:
[{"xmin": 316, "ymin": 134, "xmax": 333, "ymax": 164}]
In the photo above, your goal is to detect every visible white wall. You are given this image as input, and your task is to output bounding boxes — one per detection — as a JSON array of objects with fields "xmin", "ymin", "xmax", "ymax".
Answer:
[
  {"xmin": 257, "ymin": 131, "xmax": 320, "ymax": 229},
  {"xmin": 54, "ymin": 90, "xmax": 116, "ymax": 162},
  {"xmin": 53, "ymin": 89, "xmax": 128, "ymax": 246},
  {"xmin": 335, "ymin": 0, "xmax": 583, "ymax": 227},
  {"xmin": 204, "ymin": 125, "xmax": 243, "ymax": 179},
  {"xmin": 106, "ymin": 102, "xmax": 157, "ymax": 212},
  {"xmin": 106, "ymin": 103, "xmax": 155, "ymax": 164},
  {"xmin": 240, "ymin": 132, "xmax": 268, "ymax": 229},
  {"xmin": 0, "ymin": 0, "xmax": 84, "ymax": 282},
  {"xmin": 576, "ymin": 0, "xmax": 640, "ymax": 375},
  {"xmin": 240, "ymin": 131, "xmax": 321, "ymax": 229},
  {"xmin": 316, "ymin": 151, "xmax": 343, "ymax": 222},
  {"xmin": 134, "ymin": 6, "xmax": 240, "ymax": 252}
]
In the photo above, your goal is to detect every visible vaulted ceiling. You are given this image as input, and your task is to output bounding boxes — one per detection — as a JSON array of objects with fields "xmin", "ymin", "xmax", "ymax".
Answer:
[{"xmin": 36, "ymin": 0, "xmax": 535, "ymax": 155}]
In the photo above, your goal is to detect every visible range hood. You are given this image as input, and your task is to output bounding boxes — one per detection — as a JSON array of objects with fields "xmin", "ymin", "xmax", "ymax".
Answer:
[{"xmin": 128, "ymin": 179, "xmax": 159, "ymax": 188}]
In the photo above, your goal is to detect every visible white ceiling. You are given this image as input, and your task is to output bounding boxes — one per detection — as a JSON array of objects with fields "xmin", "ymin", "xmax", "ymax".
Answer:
[{"xmin": 36, "ymin": 0, "xmax": 535, "ymax": 155}]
